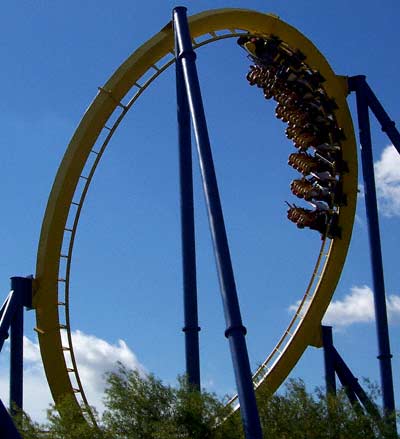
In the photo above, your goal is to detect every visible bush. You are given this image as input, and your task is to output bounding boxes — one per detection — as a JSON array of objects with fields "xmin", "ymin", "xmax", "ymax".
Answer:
[
  {"xmin": 256, "ymin": 378, "xmax": 397, "ymax": 439},
  {"xmin": 15, "ymin": 366, "xmax": 398, "ymax": 439},
  {"xmin": 102, "ymin": 364, "xmax": 242, "ymax": 439},
  {"xmin": 15, "ymin": 363, "xmax": 241, "ymax": 439}
]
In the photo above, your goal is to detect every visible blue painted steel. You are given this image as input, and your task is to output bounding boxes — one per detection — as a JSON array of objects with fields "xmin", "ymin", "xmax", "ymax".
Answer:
[
  {"xmin": 361, "ymin": 79, "xmax": 400, "ymax": 154},
  {"xmin": 0, "ymin": 292, "xmax": 17, "ymax": 352},
  {"xmin": 0, "ymin": 277, "xmax": 32, "ymax": 435},
  {"xmin": 350, "ymin": 75, "xmax": 396, "ymax": 417},
  {"xmin": 322, "ymin": 324, "xmax": 381, "ymax": 418},
  {"xmin": 10, "ymin": 277, "xmax": 32, "ymax": 415},
  {"xmin": 175, "ymin": 30, "xmax": 201, "ymax": 390},
  {"xmin": 0, "ymin": 399, "xmax": 22, "ymax": 439},
  {"xmin": 173, "ymin": 7, "xmax": 262, "ymax": 439},
  {"xmin": 321, "ymin": 326, "xmax": 336, "ymax": 396},
  {"xmin": 332, "ymin": 345, "xmax": 381, "ymax": 420}
]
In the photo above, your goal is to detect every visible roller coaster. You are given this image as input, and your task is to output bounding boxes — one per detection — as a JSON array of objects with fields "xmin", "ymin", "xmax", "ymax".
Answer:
[{"xmin": 1, "ymin": 7, "xmax": 399, "ymax": 439}]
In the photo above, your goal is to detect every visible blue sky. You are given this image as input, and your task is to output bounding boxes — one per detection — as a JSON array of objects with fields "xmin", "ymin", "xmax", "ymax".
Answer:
[{"xmin": 1, "ymin": 0, "xmax": 400, "ymax": 422}]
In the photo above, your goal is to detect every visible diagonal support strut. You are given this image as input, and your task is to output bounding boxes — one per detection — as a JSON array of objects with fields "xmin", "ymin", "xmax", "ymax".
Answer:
[{"xmin": 173, "ymin": 7, "xmax": 262, "ymax": 439}]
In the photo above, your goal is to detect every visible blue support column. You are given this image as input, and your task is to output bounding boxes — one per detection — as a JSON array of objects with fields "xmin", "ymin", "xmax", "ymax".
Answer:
[
  {"xmin": 175, "ymin": 33, "xmax": 201, "ymax": 391},
  {"xmin": 0, "ymin": 399, "xmax": 22, "ymax": 439},
  {"xmin": 349, "ymin": 75, "xmax": 396, "ymax": 418},
  {"xmin": 321, "ymin": 326, "xmax": 336, "ymax": 396},
  {"xmin": 9, "ymin": 277, "xmax": 32, "ymax": 416},
  {"xmin": 360, "ymin": 79, "xmax": 400, "ymax": 154},
  {"xmin": 0, "ymin": 292, "xmax": 17, "ymax": 352},
  {"xmin": 173, "ymin": 7, "xmax": 262, "ymax": 439},
  {"xmin": 332, "ymin": 346, "xmax": 381, "ymax": 420}
]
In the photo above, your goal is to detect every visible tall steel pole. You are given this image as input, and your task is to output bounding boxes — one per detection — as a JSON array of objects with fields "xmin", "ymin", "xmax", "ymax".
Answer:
[
  {"xmin": 176, "ymin": 33, "xmax": 201, "ymax": 391},
  {"xmin": 9, "ymin": 276, "xmax": 32, "ymax": 416},
  {"xmin": 321, "ymin": 326, "xmax": 336, "ymax": 396},
  {"xmin": 173, "ymin": 7, "xmax": 262, "ymax": 439},
  {"xmin": 9, "ymin": 277, "xmax": 24, "ymax": 416},
  {"xmin": 0, "ymin": 399, "xmax": 22, "ymax": 439},
  {"xmin": 349, "ymin": 75, "xmax": 396, "ymax": 417},
  {"xmin": 360, "ymin": 79, "xmax": 400, "ymax": 154}
]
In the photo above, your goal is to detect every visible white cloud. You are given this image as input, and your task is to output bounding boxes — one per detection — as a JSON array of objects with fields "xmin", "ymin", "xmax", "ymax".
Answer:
[
  {"xmin": 323, "ymin": 285, "xmax": 375, "ymax": 326},
  {"xmin": 288, "ymin": 285, "xmax": 400, "ymax": 329},
  {"xmin": 64, "ymin": 330, "xmax": 145, "ymax": 414},
  {"xmin": 0, "ymin": 331, "xmax": 144, "ymax": 423},
  {"xmin": 0, "ymin": 338, "xmax": 52, "ymax": 423},
  {"xmin": 322, "ymin": 285, "xmax": 400, "ymax": 328},
  {"xmin": 23, "ymin": 336, "xmax": 41, "ymax": 363},
  {"xmin": 374, "ymin": 145, "xmax": 400, "ymax": 217}
]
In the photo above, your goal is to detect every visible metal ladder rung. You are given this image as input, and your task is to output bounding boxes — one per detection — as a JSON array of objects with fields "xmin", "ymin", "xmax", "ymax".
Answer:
[
  {"xmin": 73, "ymin": 388, "xmax": 81, "ymax": 393},
  {"xmin": 34, "ymin": 327, "xmax": 45, "ymax": 334},
  {"xmin": 98, "ymin": 86, "xmax": 127, "ymax": 109},
  {"xmin": 58, "ymin": 278, "xmax": 66, "ymax": 283},
  {"xmin": 90, "ymin": 149, "xmax": 99, "ymax": 155},
  {"xmin": 58, "ymin": 301, "xmax": 66, "ymax": 306},
  {"xmin": 79, "ymin": 175, "xmax": 88, "ymax": 180},
  {"xmin": 71, "ymin": 201, "xmax": 80, "ymax": 207},
  {"xmin": 60, "ymin": 254, "xmax": 69, "ymax": 259},
  {"xmin": 67, "ymin": 368, "xmax": 75, "ymax": 373},
  {"xmin": 64, "ymin": 228, "xmax": 73, "ymax": 232},
  {"xmin": 62, "ymin": 346, "xmax": 71, "ymax": 351},
  {"xmin": 104, "ymin": 125, "xmax": 112, "ymax": 131},
  {"xmin": 151, "ymin": 64, "xmax": 160, "ymax": 72},
  {"xmin": 59, "ymin": 324, "xmax": 67, "ymax": 329}
]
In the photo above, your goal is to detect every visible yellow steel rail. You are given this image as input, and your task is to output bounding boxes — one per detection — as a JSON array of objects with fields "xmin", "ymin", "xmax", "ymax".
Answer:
[{"xmin": 34, "ymin": 8, "xmax": 357, "ymax": 417}]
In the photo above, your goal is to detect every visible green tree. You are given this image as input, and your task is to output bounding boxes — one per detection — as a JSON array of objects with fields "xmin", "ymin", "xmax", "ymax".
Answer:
[
  {"xmin": 14, "ymin": 395, "xmax": 103, "ymax": 439},
  {"xmin": 102, "ymin": 363, "xmax": 242, "ymax": 439},
  {"xmin": 255, "ymin": 378, "xmax": 396, "ymax": 439},
  {"xmin": 102, "ymin": 365, "xmax": 176, "ymax": 438},
  {"xmin": 15, "ymin": 367, "xmax": 398, "ymax": 439},
  {"xmin": 13, "ymin": 409, "xmax": 46, "ymax": 439}
]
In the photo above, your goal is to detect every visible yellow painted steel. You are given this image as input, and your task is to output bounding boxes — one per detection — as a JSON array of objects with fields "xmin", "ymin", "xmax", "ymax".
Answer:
[{"xmin": 34, "ymin": 8, "xmax": 357, "ymax": 411}]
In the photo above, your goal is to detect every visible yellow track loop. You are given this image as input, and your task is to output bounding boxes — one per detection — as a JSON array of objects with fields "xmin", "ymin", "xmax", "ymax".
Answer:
[{"xmin": 34, "ymin": 9, "xmax": 357, "ymax": 416}]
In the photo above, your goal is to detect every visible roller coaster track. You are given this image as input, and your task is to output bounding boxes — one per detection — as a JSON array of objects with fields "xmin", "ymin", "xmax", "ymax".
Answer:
[{"xmin": 33, "ymin": 9, "xmax": 357, "ymax": 421}]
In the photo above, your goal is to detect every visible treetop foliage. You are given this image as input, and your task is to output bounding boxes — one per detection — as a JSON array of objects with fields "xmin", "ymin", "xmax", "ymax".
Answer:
[{"xmin": 14, "ymin": 363, "xmax": 398, "ymax": 439}]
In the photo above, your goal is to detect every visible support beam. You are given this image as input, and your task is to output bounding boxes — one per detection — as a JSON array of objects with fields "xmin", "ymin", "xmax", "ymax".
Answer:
[
  {"xmin": 175, "ymin": 32, "xmax": 201, "ymax": 391},
  {"xmin": 9, "ymin": 277, "xmax": 32, "ymax": 416},
  {"xmin": 332, "ymin": 346, "xmax": 381, "ymax": 420},
  {"xmin": 321, "ymin": 326, "xmax": 336, "ymax": 396},
  {"xmin": 349, "ymin": 77, "xmax": 400, "ymax": 154},
  {"xmin": 321, "ymin": 325, "xmax": 382, "ymax": 421},
  {"xmin": 173, "ymin": 7, "xmax": 262, "ymax": 439},
  {"xmin": 0, "ymin": 399, "xmax": 22, "ymax": 439},
  {"xmin": 0, "ymin": 292, "xmax": 17, "ymax": 352},
  {"xmin": 349, "ymin": 75, "xmax": 396, "ymax": 418}
]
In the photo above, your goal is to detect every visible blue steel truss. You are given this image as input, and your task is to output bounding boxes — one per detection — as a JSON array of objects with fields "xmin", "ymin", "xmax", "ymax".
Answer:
[
  {"xmin": 321, "ymin": 74, "xmax": 400, "ymax": 434},
  {"xmin": 0, "ymin": 277, "xmax": 32, "ymax": 439},
  {"xmin": 348, "ymin": 75, "xmax": 400, "ymax": 417},
  {"xmin": 2, "ymin": 17, "xmax": 400, "ymax": 439},
  {"xmin": 173, "ymin": 7, "xmax": 262, "ymax": 439}
]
